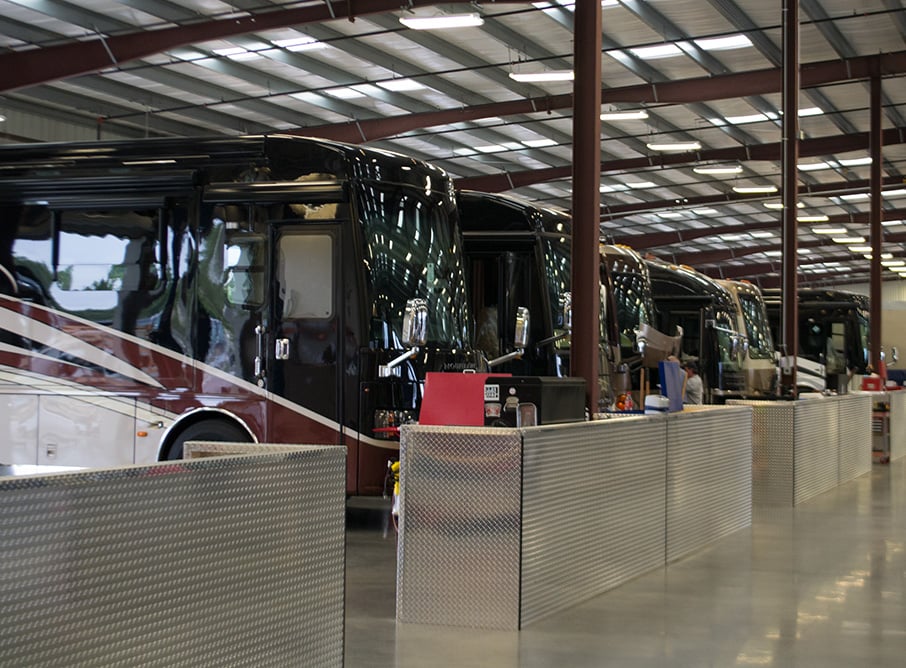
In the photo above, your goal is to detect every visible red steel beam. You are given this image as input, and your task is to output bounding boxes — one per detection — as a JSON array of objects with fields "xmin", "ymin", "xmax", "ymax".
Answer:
[
  {"xmin": 0, "ymin": 0, "xmax": 470, "ymax": 93},
  {"xmin": 300, "ymin": 51, "xmax": 906, "ymax": 143},
  {"xmin": 614, "ymin": 208, "xmax": 906, "ymax": 255},
  {"xmin": 601, "ymin": 174, "xmax": 904, "ymax": 220},
  {"xmin": 455, "ymin": 126, "xmax": 906, "ymax": 194}
]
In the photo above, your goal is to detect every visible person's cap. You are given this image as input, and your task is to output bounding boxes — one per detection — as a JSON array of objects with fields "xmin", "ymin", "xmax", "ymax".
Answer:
[{"xmin": 683, "ymin": 360, "xmax": 698, "ymax": 372}]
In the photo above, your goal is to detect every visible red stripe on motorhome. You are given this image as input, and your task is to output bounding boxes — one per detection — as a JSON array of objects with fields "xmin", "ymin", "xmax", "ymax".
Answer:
[{"xmin": 0, "ymin": 297, "xmax": 193, "ymax": 389}]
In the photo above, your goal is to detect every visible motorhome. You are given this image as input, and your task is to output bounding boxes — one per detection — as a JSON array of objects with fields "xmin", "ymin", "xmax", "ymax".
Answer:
[
  {"xmin": 0, "ymin": 135, "xmax": 482, "ymax": 495},
  {"xmin": 763, "ymin": 288, "xmax": 870, "ymax": 393},
  {"xmin": 645, "ymin": 259, "xmax": 747, "ymax": 403},
  {"xmin": 718, "ymin": 279, "xmax": 778, "ymax": 397}
]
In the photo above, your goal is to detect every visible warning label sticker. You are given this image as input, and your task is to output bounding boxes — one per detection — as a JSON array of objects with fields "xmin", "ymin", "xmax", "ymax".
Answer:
[{"xmin": 484, "ymin": 384, "xmax": 500, "ymax": 401}]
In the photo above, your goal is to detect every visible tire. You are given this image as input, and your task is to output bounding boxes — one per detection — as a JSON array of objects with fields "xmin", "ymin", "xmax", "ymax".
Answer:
[{"xmin": 165, "ymin": 419, "xmax": 251, "ymax": 460}]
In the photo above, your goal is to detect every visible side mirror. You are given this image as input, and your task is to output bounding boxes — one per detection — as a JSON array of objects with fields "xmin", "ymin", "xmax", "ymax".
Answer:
[
  {"xmin": 514, "ymin": 306, "xmax": 530, "ymax": 350},
  {"xmin": 402, "ymin": 298, "xmax": 428, "ymax": 347},
  {"xmin": 381, "ymin": 297, "xmax": 427, "ymax": 377},
  {"xmin": 561, "ymin": 291, "xmax": 572, "ymax": 332},
  {"xmin": 486, "ymin": 306, "xmax": 530, "ymax": 368}
]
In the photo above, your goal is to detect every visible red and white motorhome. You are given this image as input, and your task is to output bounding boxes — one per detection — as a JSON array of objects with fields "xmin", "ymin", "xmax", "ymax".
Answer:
[{"xmin": 0, "ymin": 135, "xmax": 481, "ymax": 495}]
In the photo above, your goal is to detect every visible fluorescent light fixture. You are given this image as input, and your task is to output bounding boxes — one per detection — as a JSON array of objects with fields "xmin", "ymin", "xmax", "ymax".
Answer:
[
  {"xmin": 658, "ymin": 211, "xmax": 685, "ymax": 219},
  {"xmin": 692, "ymin": 208, "xmax": 718, "ymax": 215},
  {"xmin": 399, "ymin": 13, "xmax": 484, "ymax": 30},
  {"xmin": 765, "ymin": 250, "xmax": 783, "ymax": 257},
  {"xmin": 797, "ymin": 215, "xmax": 829, "ymax": 222},
  {"xmin": 833, "ymin": 236, "xmax": 865, "ymax": 243},
  {"xmin": 693, "ymin": 165, "xmax": 742, "ymax": 175},
  {"xmin": 839, "ymin": 156, "xmax": 872, "ymax": 167},
  {"xmin": 626, "ymin": 181, "xmax": 656, "ymax": 189},
  {"xmin": 882, "ymin": 219, "xmax": 905, "ymax": 226},
  {"xmin": 720, "ymin": 233, "xmax": 749, "ymax": 241},
  {"xmin": 839, "ymin": 192, "xmax": 870, "ymax": 201},
  {"xmin": 751, "ymin": 231, "xmax": 775, "ymax": 238},
  {"xmin": 886, "ymin": 189, "xmax": 906, "ymax": 198},
  {"xmin": 733, "ymin": 185, "xmax": 778, "ymax": 194},
  {"xmin": 849, "ymin": 245, "xmax": 873, "ymax": 253},
  {"xmin": 600, "ymin": 109, "xmax": 649, "ymax": 121},
  {"xmin": 797, "ymin": 248, "xmax": 812, "ymax": 255},
  {"xmin": 599, "ymin": 184, "xmax": 629, "ymax": 193},
  {"xmin": 798, "ymin": 162, "xmax": 831, "ymax": 171},
  {"xmin": 798, "ymin": 107, "xmax": 824, "ymax": 117},
  {"xmin": 882, "ymin": 260, "xmax": 905, "ymax": 267},
  {"xmin": 812, "ymin": 226, "xmax": 846, "ymax": 234},
  {"xmin": 377, "ymin": 78, "xmax": 424, "ymax": 91},
  {"xmin": 509, "ymin": 70, "xmax": 574, "ymax": 82},
  {"xmin": 694, "ymin": 34, "xmax": 753, "ymax": 51},
  {"xmin": 763, "ymin": 201, "xmax": 804, "ymax": 209},
  {"xmin": 0, "ymin": 114, "xmax": 5, "ymax": 122},
  {"xmin": 647, "ymin": 141, "xmax": 701, "ymax": 152},
  {"xmin": 630, "ymin": 44, "xmax": 683, "ymax": 59}
]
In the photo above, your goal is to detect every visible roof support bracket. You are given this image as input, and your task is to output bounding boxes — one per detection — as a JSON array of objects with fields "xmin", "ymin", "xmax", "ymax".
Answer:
[{"xmin": 94, "ymin": 27, "xmax": 118, "ymax": 67}]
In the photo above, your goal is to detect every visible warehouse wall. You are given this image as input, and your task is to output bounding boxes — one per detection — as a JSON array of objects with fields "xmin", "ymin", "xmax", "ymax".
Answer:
[{"xmin": 1, "ymin": 106, "xmax": 147, "ymax": 144}]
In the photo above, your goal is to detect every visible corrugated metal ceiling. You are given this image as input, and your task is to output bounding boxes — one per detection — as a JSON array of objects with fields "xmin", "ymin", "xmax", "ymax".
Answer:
[{"xmin": 0, "ymin": 0, "xmax": 905, "ymax": 288}]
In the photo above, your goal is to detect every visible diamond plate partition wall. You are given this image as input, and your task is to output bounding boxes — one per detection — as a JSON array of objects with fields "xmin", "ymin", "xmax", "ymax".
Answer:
[
  {"xmin": 730, "ymin": 396, "xmax": 872, "ymax": 506},
  {"xmin": 398, "ymin": 411, "xmax": 754, "ymax": 629},
  {"xmin": 396, "ymin": 425, "xmax": 523, "ymax": 630},
  {"xmin": 665, "ymin": 407, "xmax": 753, "ymax": 564},
  {"xmin": 732, "ymin": 400, "xmax": 796, "ymax": 506},
  {"xmin": 520, "ymin": 417, "xmax": 667, "ymax": 627},
  {"xmin": 793, "ymin": 399, "xmax": 839, "ymax": 505},
  {"xmin": 837, "ymin": 394, "xmax": 873, "ymax": 481},
  {"xmin": 889, "ymin": 391, "xmax": 906, "ymax": 461},
  {"xmin": 0, "ymin": 445, "xmax": 346, "ymax": 668}
]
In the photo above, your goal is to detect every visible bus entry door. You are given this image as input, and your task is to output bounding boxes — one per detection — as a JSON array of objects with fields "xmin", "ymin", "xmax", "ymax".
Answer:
[{"xmin": 268, "ymin": 227, "xmax": 343, "ymax": 444}]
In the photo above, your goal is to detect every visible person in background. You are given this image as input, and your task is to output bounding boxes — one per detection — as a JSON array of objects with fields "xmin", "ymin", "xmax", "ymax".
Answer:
[{"xmin": 683, "ymin": 360, "xmax": 703, "ymax": 405}]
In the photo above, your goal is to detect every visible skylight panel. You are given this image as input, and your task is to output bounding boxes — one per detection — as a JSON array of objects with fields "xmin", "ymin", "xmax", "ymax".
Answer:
[
  {"xmin": 694, "ymin": 34, "xmax": 753, "ymax": 51},
  {"xmin": 629, "ymin": 44, "xmax": 684, "ymax": 60}
]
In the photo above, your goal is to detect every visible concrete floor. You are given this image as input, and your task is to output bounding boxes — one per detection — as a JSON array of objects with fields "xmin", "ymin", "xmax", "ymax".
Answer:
[{"xmin": 344, "ymin": 457, "xmax": 906, "ymax": 667}]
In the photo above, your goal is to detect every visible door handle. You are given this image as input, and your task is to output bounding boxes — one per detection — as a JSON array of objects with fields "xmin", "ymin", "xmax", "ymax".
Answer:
[
  {"xmin": 254, "ymin": 324, "xmax": 266, "ymax": 386},
  {"xmin": 276, "ymin": 338, "xmax": 290, "ymax": 360}
]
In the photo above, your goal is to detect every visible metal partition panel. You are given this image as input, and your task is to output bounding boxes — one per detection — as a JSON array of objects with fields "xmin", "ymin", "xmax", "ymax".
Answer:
[
  {"xmin": 889, "ymin": 391, "xmax": 906, "ymax": 461},
  {"xmin": 520, "ymin": 417, "xmax": 667, "ymax": 627},
  {"xmin": 665, "ymin": 407, "xmax": 752, "ymax": 563},
  {"xmin": 837, "ymin": 395, "xmax": 873, "ymax": 481},
  {"xmin": 0, "ymin": 445, "xmax": 346, "ymax": 667},
  {"xmin": 730, "ymin": 400, "xmax": 796, "ymax": 505},
  {"xmin": 397, "ymin": 426, "xmax": 523, "ymax": 630},
  {"xmin": 793, "ymin": 400, "xmax": 839, "ymax": 505}
]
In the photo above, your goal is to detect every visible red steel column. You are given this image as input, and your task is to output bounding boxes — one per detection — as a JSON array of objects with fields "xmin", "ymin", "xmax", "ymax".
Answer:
[
  {"xmin": 780, "ymin": 0, "xmax": 800, "ymax": 396},
  {"xmin": 571, "ymin": 0, "xmax": 602, "ymax": 413},
  {"xmin": 870, "ymin": 74, "xmax": 883, "ymax": 373}
]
